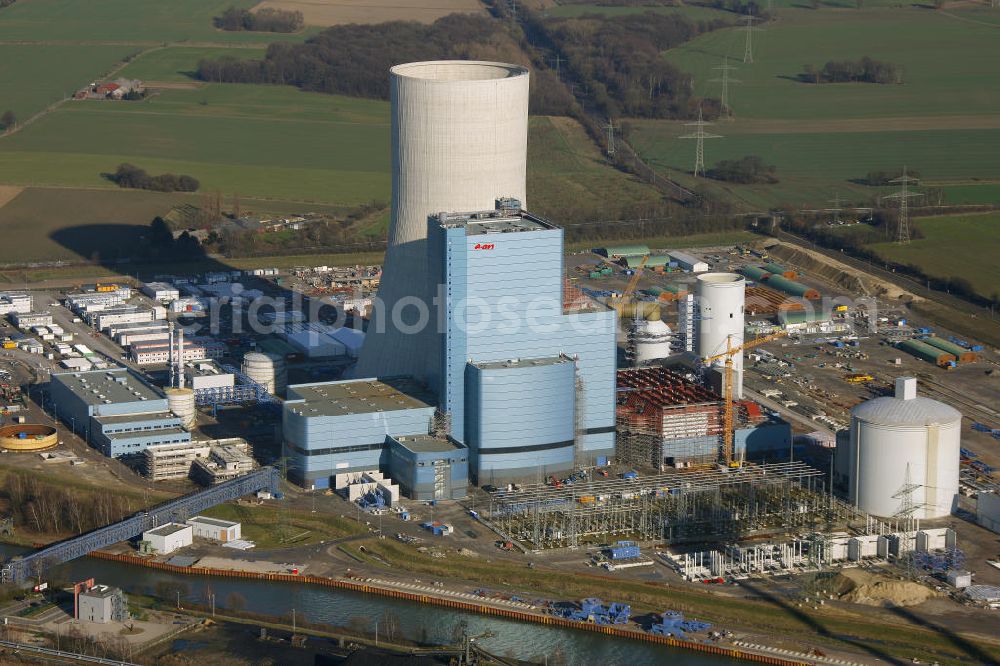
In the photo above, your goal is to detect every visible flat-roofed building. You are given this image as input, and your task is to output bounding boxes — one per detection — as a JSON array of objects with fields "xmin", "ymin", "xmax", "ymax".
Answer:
[
  {"xmin": 186, "ymin": 516, "xmax": 241, "ymax": 542},
  {"xmin": 142, "ymin": 522, "xmax": 193, "ymax": 554}
]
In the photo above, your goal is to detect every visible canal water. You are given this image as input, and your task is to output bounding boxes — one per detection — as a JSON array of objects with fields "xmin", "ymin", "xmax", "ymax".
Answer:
[{"xmin": 4, "ymin": 546, "xmax": 736, "ymax": 665}]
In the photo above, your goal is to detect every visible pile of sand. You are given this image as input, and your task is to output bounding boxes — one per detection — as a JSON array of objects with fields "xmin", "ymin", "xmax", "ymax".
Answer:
[{"xmin": 832, "ymin": 569, "xmax": 936, "ymax": 607}]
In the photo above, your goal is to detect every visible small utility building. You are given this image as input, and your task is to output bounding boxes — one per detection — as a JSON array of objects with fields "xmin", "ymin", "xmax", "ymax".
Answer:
[
  {"xmin": 186, "ymin": 516, "xmax": 241, "ymax": 542},
  {"xmin": 142, "ymin": 522, "xmax": 193, "ymax": 554},
  {"xmin": 388, "ymin": 435, "xmax": 468, "ymax": 501},
  {"xmin": 77, "ymin": 584, "xmax": 128, "ymax": 623}
]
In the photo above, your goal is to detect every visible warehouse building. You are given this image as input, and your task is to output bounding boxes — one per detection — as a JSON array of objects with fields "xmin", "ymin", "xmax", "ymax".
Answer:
[
  {"xmin": 11, "ymin": 312, "xmax": 53, "ymax": 329},
  {"xmin": 131, "ymin": 338, "xmax": 225, "ymax": 366},
  {"xmin": 667, "ymin": 250, "xmax": 708, "ymax": 273},
  {"xmin": 50, "ymin": 368, "xmax": 192, "ymax": 457},
  {"xmin": 387, "ymin": 435, "xmax": 468, "ymax": 501}
]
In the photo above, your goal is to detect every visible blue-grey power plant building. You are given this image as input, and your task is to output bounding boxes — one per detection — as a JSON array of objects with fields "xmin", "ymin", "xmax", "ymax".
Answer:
[
  {"xmin": 284, "ymin": 61, "xmax": 615, "ymax": 493},
  {"xmin": 285, "ymin": 201, "xmax": 616, "ymax": 489},
  {"xmin": 49, "ymin": 368, "xmax": 192, "ymax": 457}
]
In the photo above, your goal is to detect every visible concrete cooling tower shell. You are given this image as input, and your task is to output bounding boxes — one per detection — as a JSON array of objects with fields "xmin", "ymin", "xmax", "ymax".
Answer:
[{"xmin": 356, "ymin": 61, "xmax": 530, "ymax": 381}]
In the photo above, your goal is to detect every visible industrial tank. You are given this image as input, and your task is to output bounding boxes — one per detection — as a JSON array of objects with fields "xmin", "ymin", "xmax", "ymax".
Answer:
[
  {"xmin": 696, "ymin": 272, "xmax": 745, "ymax": 398},
  {"xmin": 165, "ymin": 387, "xmax": 196, "ymax": 429},
  {"xmin": 847, "ymin": 377, "xmax": 961, "ymax": 519},
  {"xmin": 356, "ymin": 60, "xmax": 531, "ymax": 380},
  {"xmin": 0, "ymin": 424, "xmax": 57, "ymax": 452},
  {"xmin": 243, "ymin": 352, "xmax": 287, "ymax": 395},
  {"xmin": 628, "ymin": 319, "xmax": 673, "ymax": 365}
]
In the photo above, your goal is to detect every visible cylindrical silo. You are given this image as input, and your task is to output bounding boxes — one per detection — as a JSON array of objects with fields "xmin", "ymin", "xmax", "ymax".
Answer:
[
  {"xmin": 356, "ymin": 60, "xmax": 531, "ymax": 381},
  {"xmin": 696, "ymin": 272, "xmax": 745, "ymax": 398},
  {"xmin": 243, "ymin": 352, "xmax": 287, "ymax": 396},
  {"xmin": 847, "ymin": 377, "xmax": 961, "ymax": 519},
  {"xmin": 628, "ymin": 319, "xmax": 673, "ymax": 365},
  {"xmin": 165, "ymin": 387, "xmax": 196, "ymax": 429}
]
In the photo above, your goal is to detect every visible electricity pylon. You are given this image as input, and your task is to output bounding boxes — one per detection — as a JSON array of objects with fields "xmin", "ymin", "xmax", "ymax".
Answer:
[
  {"xmin": 884, "ymin": 166, "xmax": 923, "ymax": 245},
  {"xmin": 710, "ymin": 57, "xmax": 740, "ymax": 117},
  {"xmin": 603, "ymin": 118, "xmax": 619, "ymax": 158},
  {"xmin": 741, "ymin": 10, "xmax": 761, "ymax": 64},
  {"xmin": 679, "ymin": 107, "xmax": 721, "ymax": 177}
]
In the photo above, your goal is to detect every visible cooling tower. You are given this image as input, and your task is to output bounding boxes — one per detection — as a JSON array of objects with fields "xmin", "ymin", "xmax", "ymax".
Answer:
[
  {"xmin": 355, "ymin": 60, "xmax": 530, "ymax": 380},
  {"xmin": 696, "ymin": 272, "xmax": 746, "ymax": 399}
]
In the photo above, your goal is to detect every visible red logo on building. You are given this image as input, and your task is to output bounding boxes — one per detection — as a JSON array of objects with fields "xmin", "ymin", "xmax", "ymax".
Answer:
[{"xmin": 473, "ymin": 243, "xmax": 495, "ymax": 250}]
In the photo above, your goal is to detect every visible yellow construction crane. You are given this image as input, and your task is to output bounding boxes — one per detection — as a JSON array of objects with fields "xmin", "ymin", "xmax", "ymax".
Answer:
[
  {"xmin": 616, "ymin": 254, "xmax": 649, "ymax": 306},
  {"xmin": 703, "ymin": 330, "xmax": 788, "ymax": 468}
]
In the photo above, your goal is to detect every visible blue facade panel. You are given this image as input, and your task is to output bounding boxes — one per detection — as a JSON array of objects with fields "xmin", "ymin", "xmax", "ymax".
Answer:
[
  {"xmin": 434, "ymin": 220, "xmax": 617, "ymax": 481},
  {"xmin": 387, "ymin": 436, "xmax": 468, "ymax": 500},
  {"xmin": 735, "ymin": 421, "xmax": 793, "ymax": 458},
  {"xmin": 283, "ymin": 396, "xmax": 435, "ymax": 485}
]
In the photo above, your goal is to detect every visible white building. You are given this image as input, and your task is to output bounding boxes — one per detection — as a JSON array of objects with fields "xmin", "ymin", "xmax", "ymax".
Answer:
[
  {"xmin": 142, "ymin": 523, "xmax": 193, "ymax": 554},
  {"xmin": 185, "ymin": 361, "xmax": 235, "ymax": 390},
  {"xmin": 0, "ymin": 292, "xmax": 32, "ymax": 316},
  {"xmin": 131, "ymin": 339, "xmax": 226, "ymax": 366},
  {"xmin": 11, "ymin": 312, "xmax": 53, "ymax": 329},
  {"xmin": 668, "ymin": 250, "xmax": 709, "ymax": 273},
  {"xmin": 141, "ymin": 282, "xmax": 180, "ymax": 303},
  {"xmin": 77, "ymin": 584, "xmax": 128, "ymax": 623},
  {"xmin": 186, "ymin": 516, "xmax": 241, "ymax": 542}
]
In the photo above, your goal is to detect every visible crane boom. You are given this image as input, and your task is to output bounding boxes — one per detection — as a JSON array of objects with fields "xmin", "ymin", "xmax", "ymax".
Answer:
[
  {"xmin": 618, "ymin": 254, "xmax": 649, "ymax": 305},
  {"xmin": 703, "ymin": 330, "xmax": 787, "ymax": 466}
]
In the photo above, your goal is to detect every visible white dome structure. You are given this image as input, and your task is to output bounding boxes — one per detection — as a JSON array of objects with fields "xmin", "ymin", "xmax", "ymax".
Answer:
[
  {"xmin": 846, "ymin": 377, "xmax": 961, "ymax": 519},
  {"xmin": 628, "ymin": 318, "xmax": 673, "ymax": 365}
]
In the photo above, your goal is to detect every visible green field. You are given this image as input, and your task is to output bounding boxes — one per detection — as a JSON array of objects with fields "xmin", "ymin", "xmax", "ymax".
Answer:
[
  {"xmin": 622, "ymin": 6, "xmax": 1000, "ymax": 208},
  {"xmin": 868, "ymin": 212, "xmax": 1000, "ymax": 297},
  {"xmin": 119, "ymin": 45, "xmax": 268, "ymax": 82},
  {"xmin": 527, "ymin": 115, "xmax": 663, "ymax": 220},
  {"xmin": 0, "ymin": 44, "xmax": 141, "ymax": 122},
  {"xmin": 665, "ymin": 7, "xmax": 1000, "ymax": 120},
  {"xmin": 0, "ymin": 85, "xmax": 392, "ymax": 203},
  {"xmin": 0, "ymin": 0, "xmax": 315, "ymax": 43}
]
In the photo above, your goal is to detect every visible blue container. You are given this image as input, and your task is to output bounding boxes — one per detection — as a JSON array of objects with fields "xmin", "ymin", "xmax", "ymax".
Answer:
[
  {"xmin": 17, "ymin": 432, "xmax": 27, "ymax": 439},
  {"xmin": 971, "ymin": 345, "xmax": 983, "ymax": 352},
  {"xmin": 622, "ymin": 471, "xmax": 638, "ymax": 480},
  {"xmin": 597, "ymin": 456, "xmax": 608, "ymax": 466}
]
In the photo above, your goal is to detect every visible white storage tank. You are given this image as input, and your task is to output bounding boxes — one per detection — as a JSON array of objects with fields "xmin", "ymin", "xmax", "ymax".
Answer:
[
  {"xmin": 242, "ymin": 352, "xmax": 287, "ymax": 395},
  {"xmin": 165, "ymin": 387, "xmax": 196, "ymax": 429},
  {"xmin": 628, "ymin": 318, "xmax": 673, "ymax": 365},
  {"xmin": 696, "ymin": 272, "xmax": 745, "ymax": 398},
  {"xmin": 846, "ymin": 377, "xmax": 961, "ymax": 519}
]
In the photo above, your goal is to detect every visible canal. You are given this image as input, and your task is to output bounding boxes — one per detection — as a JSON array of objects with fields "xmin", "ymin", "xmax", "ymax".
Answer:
[{"xmin": 3, "ymin": 546, "xmax": 739, "ymax": 665}]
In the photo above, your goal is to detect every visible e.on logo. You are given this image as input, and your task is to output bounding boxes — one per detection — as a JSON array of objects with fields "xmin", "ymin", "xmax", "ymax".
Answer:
[{"xmin": 473, "ymin": 243, "xmax": 495, "ymax": 250}]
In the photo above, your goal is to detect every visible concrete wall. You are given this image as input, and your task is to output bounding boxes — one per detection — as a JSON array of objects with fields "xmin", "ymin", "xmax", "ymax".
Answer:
[{"xmin": 979, "ymin": 492, "xmax": 1000, "ymax": 534}]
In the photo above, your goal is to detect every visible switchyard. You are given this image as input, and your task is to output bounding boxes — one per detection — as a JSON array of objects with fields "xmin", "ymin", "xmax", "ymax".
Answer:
[{"xmin": 482, "ymin": 462, "xmax": 868, "ymax": 550}]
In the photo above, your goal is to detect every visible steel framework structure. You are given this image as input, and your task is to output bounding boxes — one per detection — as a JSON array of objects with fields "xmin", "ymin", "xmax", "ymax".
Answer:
[
  {"xmin": 1, "ymin": 467, "xmax": 280, "ymax": 585},
  {"xmin": 194, "ymin": 363, "xmax": 282, "ymax": 413},
  {"xmin": 485, "ymin": 462, "xmax": 845, "ymax": 549}
]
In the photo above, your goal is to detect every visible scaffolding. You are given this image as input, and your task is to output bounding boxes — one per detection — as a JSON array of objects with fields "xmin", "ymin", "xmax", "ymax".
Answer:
[
  {"xmin": 484, "ymin": 462, "xmax": 850, "ymax": 549},
  {"xmin": 194, "ymin": 363, "xmax": 282, "ymax": 413}
]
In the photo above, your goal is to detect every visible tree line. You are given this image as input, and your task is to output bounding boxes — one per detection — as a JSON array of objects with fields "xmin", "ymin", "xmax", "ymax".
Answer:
[
  {"xmin": 196, "ymin": 15, "xmax": 528, "ymax": 99},
  {"xmin": 1, "ymin": 471, "xmax": 141, "ymax": 536},
  {"xmin": 800, "ymin": 57, "xmax": 901, "ymax": 84},
  {"xmin": 0, "ymin": 0, "xmax": 15, "ymax": 8},
  {"xmin": 0, "ymin": 110, "xmax": 14, "ymax": 131},
  {"xmin": 107, "ymin": 163, "xmax": 200, "ymax": 192},
  {"xmin": 522, "ymin": 9, "xmax": 730, "ymax": 119},
  {"xmin": 214, "ymin": 6, "xmax": 304, "ymax": 33},
  {"xmin": 707, "ymin": 155, "xmax": 778, "ymax": 184}
]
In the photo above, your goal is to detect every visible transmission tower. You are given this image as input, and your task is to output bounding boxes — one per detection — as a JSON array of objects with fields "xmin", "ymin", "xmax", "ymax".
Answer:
[
  {"xmin": 828, "ymin": 192, "xmax": 843, "ymax": 224},
  {"xmin": 741, "ymin": 10, "xmax": 761, "ymax": 64},
  {"xmin": 710, "ymin": 57, "xmax": 741, "ymax": 117},
  {"xmin": 679, "ymin": 107, "xmax": 722, "ymax": 177},
  {"xmin": 893, "ymin": 463, "xmax": 922, "ymax": 533},
  {"xmin": 883, "ymin": 166, "xmax": 923, "ymax": 245},
  {"xmin": 603, "ymin": 118, "xmax": 619, "ymax": 158}
]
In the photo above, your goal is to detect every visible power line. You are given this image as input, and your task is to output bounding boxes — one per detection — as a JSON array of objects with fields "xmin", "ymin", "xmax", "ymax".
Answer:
[
  {"xmin": 679, "ymin": 107, "xmax": 722, "ymax": 177},
  {"xmin": 883, "ymin": 166, "xmax": 923, "ymax": 244},
  {"xmin": 710, "ymin": 57, "xmax": 741, "ymax": 118}
]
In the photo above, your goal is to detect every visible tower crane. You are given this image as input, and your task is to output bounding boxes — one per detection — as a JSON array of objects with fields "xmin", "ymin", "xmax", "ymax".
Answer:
[{"xmin": 703, "ymin": 330, "xmax": 788, "ymax": 467}]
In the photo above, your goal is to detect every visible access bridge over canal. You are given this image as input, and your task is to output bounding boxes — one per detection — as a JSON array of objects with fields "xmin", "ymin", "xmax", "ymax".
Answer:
[{"xmin": 1, "ymin": 467, "xmax": 281, "ymax": 585}]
